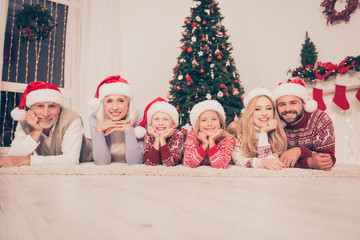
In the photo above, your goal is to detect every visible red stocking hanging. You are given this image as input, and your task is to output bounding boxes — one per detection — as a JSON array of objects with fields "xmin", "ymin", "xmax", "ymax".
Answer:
[
  {"xmin": 356, "ymin": 87, "xmax": 360, "ymax": 102},
  {"xmin": 313, "ymin": 87, "xmax": 326, "ymax": 111},
  {"xmin": 333, "ymin": 84, "xmax": 350, "ymax": 110}
]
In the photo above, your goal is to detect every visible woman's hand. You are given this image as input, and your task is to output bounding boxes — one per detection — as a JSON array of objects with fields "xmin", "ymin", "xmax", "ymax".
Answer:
[
  {"xmin": 260, "ymin": 119, "xmax": 277, "ymax": 133},
  {"xmin": 261, "ymin": 157, "xmax": 285, "ymax": 170},
  {"xmin": 96, "ymin": 119, "xmax": 132, "ymax": 136}
]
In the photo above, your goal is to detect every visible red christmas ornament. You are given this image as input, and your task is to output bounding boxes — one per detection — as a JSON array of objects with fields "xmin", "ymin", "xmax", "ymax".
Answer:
[
  {"xmin": 201, "ymin": 37, "xmax": 206, "ymax": 41},
  {"xmin": 195, "ymin": 94, "xmax": 199, "ymax": 99},
  {"xmin": 221, "ymin": 45, "xmax": 226, "ymax": 49},
  {"xmin": 200, "ymin": 69, "xmax": 205, "ymax": 73},
  {"xmin": 176, "ymin": 106, "xmax": 180, "ymax": 111},
  {"xmin": 202, "ymin": 20, "xmax": 207, "ymax": 25},
  {"xmin": 207, "ymin": 57, "xmax": 212, "ymax": 62},
  {"xmin": 187, "ymin": 81, "xmax": 191, "ymax": 86},
  {"xmin": 177, "ymin": 86, "xmax": 181, "ymax": 90},
  {"xmin": 184, "ymin": 20, "xmax": 188, "ymax": 24},
  {"xmin": 187, "ymin": 47, "xmax": 193, "ymax": 53},
  {"xmin": 211, "ymin": 9, "xmax": 214, "ymax": 14},
  {"xmin": 192, "ymin": 23, "xmax": 197, "ymax": 28},
  {"xmin": 185, "ymin": 74, "xmax": 192, "ymax": 81},
  {"xmin": 240, "ymin": 96, "xmax": 244, "ymax": 101},
  {"xmin": 222, "ymin": 68, "xmax": 227, "ymax": 72},
  {"xmin": 169, "ymin": 80, "xmax": 172, "ymax": 84},
  {"xmin": 216, "ymin": 51, "xmax": 222, "ymax": 55},
  {"xmin": 180, "ymin": 46, "xmax": 186, "ymax": 51},
  {"xmin": 217, "ymin": 55, "xmax": 222, "ymax": 60}
]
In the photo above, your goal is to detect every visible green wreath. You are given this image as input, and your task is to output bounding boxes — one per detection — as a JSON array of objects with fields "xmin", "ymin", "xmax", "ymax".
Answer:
[{"xmin": 15, "ymin": 4, "xmax": 56, "ymax": 41}]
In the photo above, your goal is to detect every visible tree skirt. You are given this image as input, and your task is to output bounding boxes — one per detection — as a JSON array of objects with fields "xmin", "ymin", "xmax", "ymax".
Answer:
[{"xmin": 1, "ymin": 162, "xmax": 359, "ymax": 178}]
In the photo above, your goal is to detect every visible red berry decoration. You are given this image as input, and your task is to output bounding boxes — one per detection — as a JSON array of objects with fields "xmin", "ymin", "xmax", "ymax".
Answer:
[{"xmin": 187, "ymin": 47, "xmax": 193, "ymax": 53}]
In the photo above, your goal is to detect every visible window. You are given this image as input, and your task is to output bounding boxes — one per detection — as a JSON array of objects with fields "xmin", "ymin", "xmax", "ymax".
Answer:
[{"xmin": 0, "ymin": 0, "xmax": 68, "ymax": 149}]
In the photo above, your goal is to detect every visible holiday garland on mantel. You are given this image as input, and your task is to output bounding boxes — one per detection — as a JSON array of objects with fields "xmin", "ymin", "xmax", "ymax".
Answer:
[{"xmin": 320, "ymin": 0, "xmax": 359, "ymax": 25}]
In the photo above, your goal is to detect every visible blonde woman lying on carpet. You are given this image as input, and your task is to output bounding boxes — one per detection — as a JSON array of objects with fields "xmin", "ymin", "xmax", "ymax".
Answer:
[
  {"xmin": 88, "ymin": 75, "xmax": 144, "ymax": 165},
  {"xmin": 227, "ymin": 88, "xmax": 287, "ymax": 170}
]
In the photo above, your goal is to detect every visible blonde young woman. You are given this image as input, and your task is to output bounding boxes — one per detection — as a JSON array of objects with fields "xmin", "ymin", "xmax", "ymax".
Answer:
[
  {"xmin": 183, "ymin": 100, "xmax": 234, "ymax": 169},
  {"xmin": 88, "ymin": 75, "xmax": 144, "ymax": 165},
  {"xmin": 228, "ymin": 88, "xmax": 287, "ymax": 170}
]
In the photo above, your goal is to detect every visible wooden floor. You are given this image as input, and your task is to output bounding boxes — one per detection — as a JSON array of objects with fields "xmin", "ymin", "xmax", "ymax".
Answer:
[{"xmin": 1, "ymin": 175, "xmax": 360, "ymax": 240}]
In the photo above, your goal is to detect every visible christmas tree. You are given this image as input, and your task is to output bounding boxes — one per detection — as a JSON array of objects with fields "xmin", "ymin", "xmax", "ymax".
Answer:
[
  {"xmin": 300, "ymin": 32, "xmax": 318, "ymax": 67},
  {"xmin": 168, "ymin": 0, "xmax": 244, "ymax": 128}
]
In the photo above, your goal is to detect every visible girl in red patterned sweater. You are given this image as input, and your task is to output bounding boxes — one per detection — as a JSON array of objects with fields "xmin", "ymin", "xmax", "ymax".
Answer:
[
  {"xmin": 135, "ymin": 97, "xmax": 184, "ymax": 167},
  {"xmin": 183, "ymin": 100, "xmax": 234, "ymax": 169},
  {"xmin": 227, "ymin": 88, "xmax": 287, "ymax": 170}
]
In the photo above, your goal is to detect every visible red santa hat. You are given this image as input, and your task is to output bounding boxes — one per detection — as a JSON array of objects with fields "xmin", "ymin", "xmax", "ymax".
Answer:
[
  {"xmin": 189, "ymin": 100, "xmax": 225, "ymax": 127},
  {"xmin": 134, "ymin": 97, "xmax": 179, "ymax": 138},
  {"xmin": 88, "ymin": 75, "xmax": 132, "ymax": 110},
  {"xmin": 273, "ymin": 78, "xmax": 317, "ymax": 113},
  {"xmin": 243, "ymin": 87, "xmax": 274, "ymax": 107},
  {"xmin": 11, "ymin": 81, "xmax": 64, "ymax": 121}
]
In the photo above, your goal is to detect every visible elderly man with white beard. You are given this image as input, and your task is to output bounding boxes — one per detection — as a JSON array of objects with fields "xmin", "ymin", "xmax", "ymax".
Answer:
[{"xmin": 0, "ymin": 81, "xmax": 92, "ymax": 167}]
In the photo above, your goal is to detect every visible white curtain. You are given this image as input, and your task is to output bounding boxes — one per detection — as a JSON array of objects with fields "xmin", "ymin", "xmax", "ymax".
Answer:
[
  {"xmin": 65, "ymin": 0, "xmax": 122, "ymax": 138},
  {"xmin": 0, "ymin": 0, "xmax": 9, "ymax": 80}
]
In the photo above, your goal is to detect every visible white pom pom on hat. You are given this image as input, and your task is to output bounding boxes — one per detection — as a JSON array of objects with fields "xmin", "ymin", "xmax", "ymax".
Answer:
[
  {"xmin": 273, "ymin": 78, "xmax": 317, "ymax": 113},
  {"xmin": 189, "ymin": 100, "xmax": 225, "ymax": 127},
  {"xmin": 11, "ymin": 81, "xmax": 64, "ymax": 121},
  {"xmin": 134, "ymin": 97, "xmax": 179, "ymax": 138},
  {"xmin": 88, "ymin": 75, "xmax": 132, "ymax": 110}
]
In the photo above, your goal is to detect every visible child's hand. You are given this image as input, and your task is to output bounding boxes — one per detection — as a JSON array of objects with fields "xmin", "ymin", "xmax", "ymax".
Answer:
[
  {"xmin": 198, "ymin": 131, "xmax": 209, "ymax": 151},
  {"xmin": 208, "ymin": 129, "xmax": 223, "ymax": 142},
  {"xmin": 260, "ymin": 119, "xmax": 277, "ymax": 133},
  {"xmin": 160, "ymin": 128, "xmax": 174, "ymax": 140},
  {"xmin": 148, "ymin": 126, "xmax": 159, "ymax": 138}
]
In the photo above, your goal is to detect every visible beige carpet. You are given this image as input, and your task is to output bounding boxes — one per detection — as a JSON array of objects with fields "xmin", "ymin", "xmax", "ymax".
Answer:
[{"xmin": 1, "ymin": 162, "xmax": 360, "ymax": 177}]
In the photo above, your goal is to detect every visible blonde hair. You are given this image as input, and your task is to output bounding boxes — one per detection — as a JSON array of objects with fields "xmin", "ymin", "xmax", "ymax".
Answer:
[
  {"xmin": 227, "ymin": 95, "xmax": 287, "ymax": 157},
  {"xmin": 95, "ymin": 96, "xmax": 138, "ymax": 125},
  {"xmin": 193, "ymin": 110, "xmax": 234, "ymax": 140}
]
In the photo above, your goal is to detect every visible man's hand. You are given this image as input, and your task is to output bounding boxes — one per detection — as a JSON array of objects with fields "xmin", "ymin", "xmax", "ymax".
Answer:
[
  {"xmin": 280, "ymin": 147, "xmax": 301, "ymax": 168},
  {"xmin": 308, "ymin": 153, "xmax": 333, "ymax": 171},
  {"xmin": 26, "ymin": 110, "xmax": 42, "ymax": 131},
  {"xmin": 0, "ymin": 156, "xmax": 30, "ymax": 168}
]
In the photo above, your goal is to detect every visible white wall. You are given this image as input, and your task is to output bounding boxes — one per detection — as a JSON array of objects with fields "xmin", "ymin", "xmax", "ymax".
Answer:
[{"xmin": 118, "ymin": 0, "xmax": 360, "ymax": 111}]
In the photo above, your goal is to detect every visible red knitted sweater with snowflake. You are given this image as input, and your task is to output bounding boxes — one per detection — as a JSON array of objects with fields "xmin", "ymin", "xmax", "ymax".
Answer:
[
  {"xmin": 285, "ymin": 109, "xmax": 336, "ymax": 169},
  {"xmin": 183, "ymin": 130, "xmax": 234, "ymax": 169},
  {"xmin": 144, "ymin": 129, "xmax": 184, "ymax": 167}
]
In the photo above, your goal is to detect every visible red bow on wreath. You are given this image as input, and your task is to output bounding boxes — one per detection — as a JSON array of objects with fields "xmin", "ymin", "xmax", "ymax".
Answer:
[{"xmin": 337, "ymin": 60, "xmax": 355, "ymax": 73}]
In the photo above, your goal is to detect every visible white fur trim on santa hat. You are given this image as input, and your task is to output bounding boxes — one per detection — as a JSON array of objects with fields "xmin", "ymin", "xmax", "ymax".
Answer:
[
  {"xmin": 147, "ymin": 101, "xmax": 179, "ymax": 127},
  {"xmin": 134, "ymin": 126, "xmax": 147, "ymax": 139},
  {"xmin": 243, "ymin": 88, "xmax": 274, "ymax": 107},
  {"xmin": 273, "ymin": 82, "xmax": 317, "ymax": 113},
  {"xmin": 190, "ymin": 100, "xmax": 225, "ymax": 127},
  {"xmin": 26, "ymin": 88, "xmax": 64, "ymax": 108},
  {"xmin": 11, "ymin": 107, "xmax": 27, "ymax": 121},
  {"xmin": 88, "ymin": 82, "xmax": 132, "ymax": 110}
]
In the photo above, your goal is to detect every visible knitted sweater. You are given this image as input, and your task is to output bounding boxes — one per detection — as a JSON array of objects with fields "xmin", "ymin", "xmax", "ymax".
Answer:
[
  {"xmin": 232, "ymin": 130, "xmax": 277, "ymax": 168},
  {"xmin": 183, "ymin": 130, "xmax": 234, "ymax": 169},
  {"xmin": 285, "ymin": 109, "xmax": 336, "ymax": 169},
  {"xmin": 144, "ymin": 129, "xmax": 184, "ymax": 167}
]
